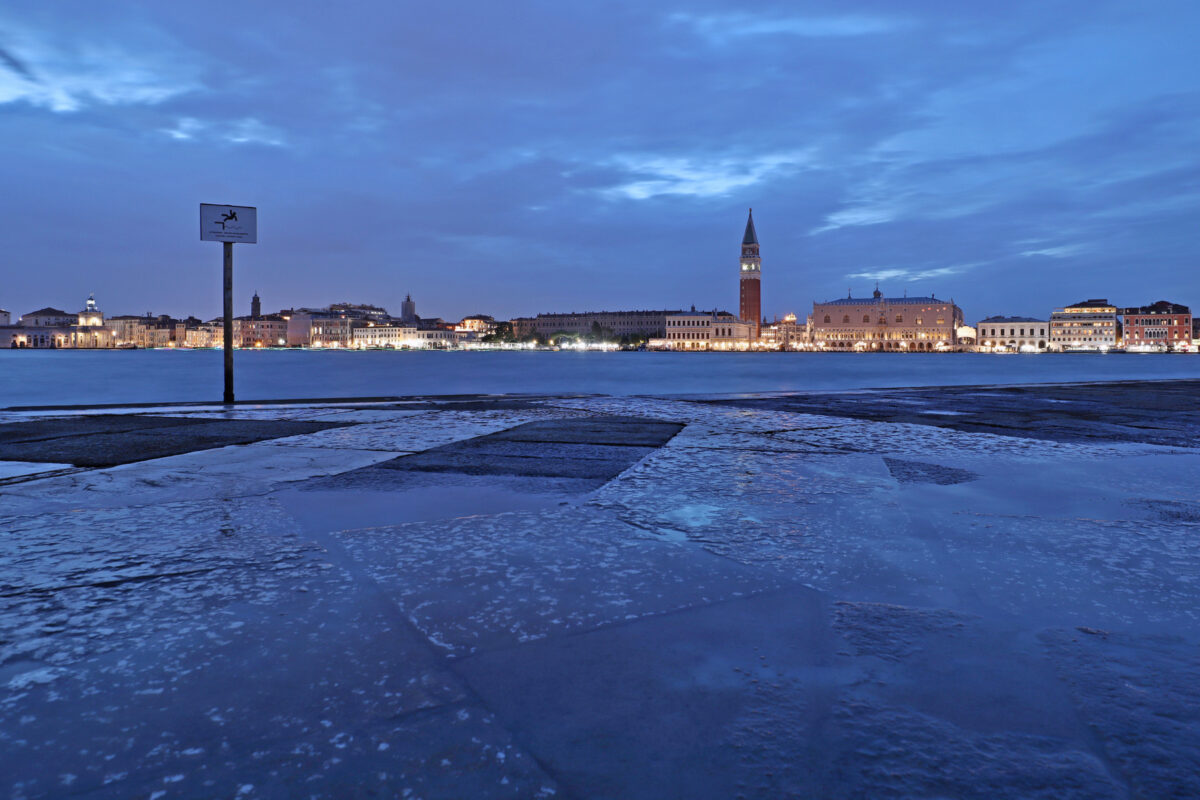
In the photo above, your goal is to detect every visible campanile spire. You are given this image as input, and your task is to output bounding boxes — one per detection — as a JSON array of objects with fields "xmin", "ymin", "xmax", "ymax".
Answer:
[{"xmin": 739, "ymin": 208, "xmax": 762, "ymax": 338}]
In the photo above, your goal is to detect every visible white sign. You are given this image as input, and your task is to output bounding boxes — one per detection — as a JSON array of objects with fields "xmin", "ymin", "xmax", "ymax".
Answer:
[{"xmin": 200, "ymin": 204, "xmax": 257, "ymax": 243}]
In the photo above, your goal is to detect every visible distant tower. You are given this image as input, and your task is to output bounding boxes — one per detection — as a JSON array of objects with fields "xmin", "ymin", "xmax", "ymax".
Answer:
[
  {"xmin": 251, "ymin": 291, "xmax": 261, "ymax": 319},
  {"xmin": 739, "ymin": 209, "xmax": 762, "ymax": 338},
  {"xmin": 400, "ymin": 293, "xmax": 416, "ymax": 324},
  {"xmin": 78, "ymin": 293, "xmax": 104, "ymax": 327}
]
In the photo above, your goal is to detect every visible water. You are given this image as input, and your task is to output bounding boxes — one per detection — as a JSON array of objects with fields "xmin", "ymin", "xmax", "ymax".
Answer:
[{"xmin": 2, "ymin": 349, "xmax": 1199, "ymax": 408}]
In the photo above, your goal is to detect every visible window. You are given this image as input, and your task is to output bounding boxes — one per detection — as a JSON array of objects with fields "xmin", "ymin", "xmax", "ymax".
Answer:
[
  {"xmin": 863, "ymin": 315, "xmax": 870, "ymax": 323},
  {"xmin": 842, "ymin": 315, "xmax": 850, "ymax": 324},
  {"xmin": 824, "ymin": 315, "xmax": 831, "ymax": 324},
  {"xmin": 895, "ymin": 315, "xmax": 903, "ymax": 323}
]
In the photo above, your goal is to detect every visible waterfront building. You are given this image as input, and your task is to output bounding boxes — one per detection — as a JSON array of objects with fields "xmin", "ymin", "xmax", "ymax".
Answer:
[
  {"xmin": 762, "ymin": 314, "xmax": 806, "ymax": 350},
  {"xmin": 234, "ymin": 314, "xmax": 288, "ymax": 347},
  {"xmin": 409, "ymin": 328, "xmax": 465, "ymax": 348},
  {"xmin": 1048, "ymin": 299, "xmax": 1119, "ymax": 351},
  {"xmin": 654, "ymin": 308, "xmax": 753, "ymax": 350},
  {"xmin": 739, "ymin": 209, "xmax": 762, "ymax": 339},
  {"xmin": 510, "ymin": 317, "xmax": 535, "ymax": 339},
  {"xmin": 352, "ymin": 324, "xmax": 418, "ymax": 348},
  {"xmin": 1122, "ymin": 301, "xmax": 1192, "ymax": 352},
  {"xmin": 1, "ymin": 326, "xmax": 67, "ymax": 348},
  {"xmin": 286, "ymin": 312, "xmax": 313, "ymax": 347},
  {"xmin": 514, "ymin": 310, "xmax": 683, "ymax": 341},
  {"xmin": 19, "ymin": 307, "xmax": 75, "ymax": 327},
  {"xmin": 455, "ymin": 315, "xmax": 497, "ymax": 334},
  {"xmin": 106, "ymin": 315, "xmax": 148, "ymax": 346},
  {"xmin": 811, "ymin": 287, "xmax": 964, "ymax": 351},
  {"xmin": 67, "ymin": 294, "xmax": 112, "ymax": 348},
  {"xmin": 309, "ymin": 315, "xmax": 355, "ymax": 348},
  {"xmin": 184, "ymin": 321, "xmax": 223, "ymax": 348},
  {"xmin": 976, "ymin": 316, "xmax": 1048, "ymax": 352}
]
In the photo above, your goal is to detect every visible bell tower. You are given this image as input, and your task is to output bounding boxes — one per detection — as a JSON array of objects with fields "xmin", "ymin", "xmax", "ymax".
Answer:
[{"xmin": 739, "ymin": 208, "xmax": 761, "ymax": 338}]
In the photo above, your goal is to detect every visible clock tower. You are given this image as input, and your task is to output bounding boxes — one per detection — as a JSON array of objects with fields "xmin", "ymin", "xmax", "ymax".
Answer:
[{"xmin": 739, "ymin": 208, "xmax": 761, "ymax": 339}]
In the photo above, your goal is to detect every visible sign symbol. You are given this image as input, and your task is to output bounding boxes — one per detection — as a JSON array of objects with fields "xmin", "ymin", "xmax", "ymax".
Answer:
[{"xmin": 218, "ymin": 210, "xmax": 238, "ymax": 230}]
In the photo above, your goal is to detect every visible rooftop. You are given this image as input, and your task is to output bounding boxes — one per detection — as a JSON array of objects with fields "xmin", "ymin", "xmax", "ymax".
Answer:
[
  {"xmin": 979, "ymin": 316, "xmax": 1045, "ymax": 323},
  {"xmin": 1124, "ymin": 301, "xmax": 1191, "ymax": 315},
  {"xmin": 819, "ymin": 295, "xmax": 952, "ymax": 307}
]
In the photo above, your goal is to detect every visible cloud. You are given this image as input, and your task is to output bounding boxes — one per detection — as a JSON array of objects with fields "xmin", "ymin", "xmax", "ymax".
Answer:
[
  {"xmin": 223, "ymin": 118, "xmax": 286, "ymax": 147},
  {"xmin": 847, "ymin": 264, "xmax": 979, "ymax": 282},
  {"xmin": 0, "ymin": 45, "xmax": 38, "ymax": 83},
  {"xmin": 669, "ymin": 12, "xmax": 904, "ymax": 43},
  {"xmin": 0, "ymin": 26, "xmax": 200, "ymax": 112},
  {"xmin": 161, "ymin": 117, "xmax": 203, "ymax": 140},
  {"xmin": 603, "ymin": 151, "xmax": 812, "ymax": 200},
  {"xmin": 812, "ymin": 205, "xmax": 897, "ymax": 233},
  {"xmin": 160, "ymin": 116, "xmax": 286, "ymax": 147},
  {"xmin": 1019, "ymin": 244, "xmax": 1086, "ymax": 258}
]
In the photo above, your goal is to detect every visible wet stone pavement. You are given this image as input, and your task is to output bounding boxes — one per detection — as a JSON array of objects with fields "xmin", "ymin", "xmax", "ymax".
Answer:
[{"xmin": 1, "ymin": 385, "xmax": 1198, "ymax": 799}]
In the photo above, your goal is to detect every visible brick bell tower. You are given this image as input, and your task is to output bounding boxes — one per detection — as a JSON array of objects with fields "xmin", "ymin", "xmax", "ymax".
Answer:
[{"xmin": 739, "ymin": 208, "xmax": 762, "ymax": 338}]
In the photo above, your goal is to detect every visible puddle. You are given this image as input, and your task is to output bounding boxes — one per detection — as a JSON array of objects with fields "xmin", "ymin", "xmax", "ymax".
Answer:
[{"xmin": 274, "ymin": 484, "xmax": 570, "ymax": 531}]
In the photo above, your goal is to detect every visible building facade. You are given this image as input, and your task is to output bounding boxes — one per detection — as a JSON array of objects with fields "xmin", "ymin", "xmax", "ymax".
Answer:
[
  {"xmin": 739, "ymin": 209, "xmax": 762, "ymax": 339},
  {"xmin": 1122, "ymin": 301, "xmax": 1192, "ymax": 352},
  {"xmin": 309, "ymin": 315, "xmax": 355, "ymax": 348},
  {"xmin": 762, "ymin": 314, "xmax": 806, "ymax": 350},
  {"xmin": 2, "ymin": 327, "xmax": 71, "ymax": 348},
  {"xmin": 184, "ymin": 322, "xmax": 223, "ymax": 348},
  {"xmin": 975, "ymin": 316, "xmax": 1049, "ymax": 352},
  {"xmin": 514, "ymin": 310, "xmax": 681, "ymax": 341},
  {"xmin": 1048, "ymin": 299, "xmax": 1119, "ymax": 351},
  {"xmin": 811, "ymin": 288, "xmax": 964, "ymax": 351},
  {"xmin": 455, "ymin": 315, "xmax": 497, "ymax": 334},
  {"xmin": 234, "ymin": 315, "xmax": 288, "ymax": 347},
  {"xmin": 653, "ymin": 309, "xmax": 754, "ymax": 350},
  {"xmin": 352, "ymin": 324, "xmax": 418, "ymax": 348}
]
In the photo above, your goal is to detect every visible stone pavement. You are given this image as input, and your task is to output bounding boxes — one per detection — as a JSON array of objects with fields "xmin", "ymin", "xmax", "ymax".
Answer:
[{"xmin": 1, "ymin": 385, "xmax": 1198, "ymax": 799}]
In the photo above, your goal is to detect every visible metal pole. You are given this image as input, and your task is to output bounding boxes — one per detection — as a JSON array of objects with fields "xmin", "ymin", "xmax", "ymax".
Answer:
[{"xmin": 223, "ymin": 241, "xmax": 234, "ymax": 404}]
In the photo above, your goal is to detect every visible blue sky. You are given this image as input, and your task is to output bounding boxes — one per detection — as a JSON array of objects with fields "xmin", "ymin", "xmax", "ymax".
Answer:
[{"xmin": 1, "ymin": 1, "xmax": 1198, "ymax": 322}]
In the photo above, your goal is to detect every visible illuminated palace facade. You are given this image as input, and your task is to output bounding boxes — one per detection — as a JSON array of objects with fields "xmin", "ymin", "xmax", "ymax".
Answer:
[
  {"xmin": 739, "ymin": 209, "xmax": 761, "ymax": 338},
  {"xmin": 811, "ymin": 287, "xmax": 964, "ymax": 351}
]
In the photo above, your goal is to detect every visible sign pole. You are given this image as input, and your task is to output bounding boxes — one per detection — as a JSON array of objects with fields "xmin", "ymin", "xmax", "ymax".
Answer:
[
  {"xmin": 223, "ymin": 241, "xmax": 234, "ymax": 404},
  {"xmin": 201, "ymin": 203, "xmax": 256, "ymax": 405}
]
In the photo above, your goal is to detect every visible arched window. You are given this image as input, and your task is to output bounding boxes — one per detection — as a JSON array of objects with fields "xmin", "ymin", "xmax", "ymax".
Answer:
[
  {"xmin": 824, "ymin": 315, "xmax": 831, "ymax": 324},
  {"xmin": 895, "ymin": 315, "xmax": 903, "ymax": 323},
  {"xmin": 842, "ymin": 315, "xmax": 850, "ymax": 324},
  {"xmin": 863, "ymin": 315, "xmax": 870, "ymax": 323}
]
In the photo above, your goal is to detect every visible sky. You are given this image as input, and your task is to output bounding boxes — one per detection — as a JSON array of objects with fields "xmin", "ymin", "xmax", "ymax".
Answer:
[{"xmin": 1, "ymin": 0, "xmax": 1198, "ymax": 323}]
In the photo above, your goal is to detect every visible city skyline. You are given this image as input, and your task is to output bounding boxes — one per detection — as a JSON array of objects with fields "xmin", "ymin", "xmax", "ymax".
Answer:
[{"xmin": 2, "ymin": 2, "xmax": 1199, "ymax": 321}]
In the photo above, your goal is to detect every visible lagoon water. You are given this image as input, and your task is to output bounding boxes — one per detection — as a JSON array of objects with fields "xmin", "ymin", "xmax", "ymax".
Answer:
[{"xmin": 2, "ymin": 349, "xmax": 1199, "ymax": 407}]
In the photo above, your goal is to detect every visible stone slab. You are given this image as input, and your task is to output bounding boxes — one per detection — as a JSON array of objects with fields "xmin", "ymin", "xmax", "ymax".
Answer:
[{"xmin": 0, "ymin": 415, "xmax": 350, "ymax": 467}]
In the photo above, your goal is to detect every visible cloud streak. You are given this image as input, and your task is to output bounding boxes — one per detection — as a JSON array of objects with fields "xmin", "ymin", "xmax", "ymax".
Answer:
[
  {"xmin": 669, "ymin": 12, "xmax": 904, "ymax": 43},
  {"xmin": 603, "ymin": 151, "xmax": 813, "ymax": 200}
]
